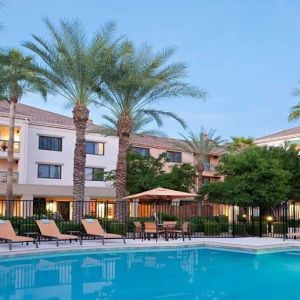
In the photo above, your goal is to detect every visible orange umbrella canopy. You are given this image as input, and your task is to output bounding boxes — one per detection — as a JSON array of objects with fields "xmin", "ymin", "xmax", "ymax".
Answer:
[{"xmin": 123, "ymin": 187, "xmax": 197, "ymax": 201}]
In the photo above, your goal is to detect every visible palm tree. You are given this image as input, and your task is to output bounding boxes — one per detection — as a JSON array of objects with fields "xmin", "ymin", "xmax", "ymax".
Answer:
[
  {"xmin": 24, "ymin": 19, "xmax": 119, "ymax": 219},
  {"xmin": 178, "ymin": 129, "xmax": 224, "ymax": 191},
  {"xmin": 99, "ymin": 111, "xmax": 166, "ymax": 137},
  {"xmin": 228, "ymin": 136, "xmax": 254, "ymax": 153},
  {"xmin": 96, "ymin": 42, "xmax": 206, "ymax": 221},
  {"xmin": 0, "ymin": 49, "xmax": 47, "ymax": 216}
]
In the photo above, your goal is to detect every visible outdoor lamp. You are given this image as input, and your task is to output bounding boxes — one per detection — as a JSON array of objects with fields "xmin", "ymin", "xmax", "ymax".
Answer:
[{"xmin": 266, "ymin": 216, "xmax": 273, "ymax": 222}]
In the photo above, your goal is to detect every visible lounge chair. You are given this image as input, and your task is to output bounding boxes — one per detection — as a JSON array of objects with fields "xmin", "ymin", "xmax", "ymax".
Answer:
[
  {"xmin": 36, "ymin": 219, "xmax": 81, "ymax": 247},
  {"xmin": 133, "ymin": 221, "xmax": 143, "ymax": 240},
  {"xmin": 144, "ymin": 222, "xmax": 166, "ymax": 242},
  {"xmin": 0, "ymin": 220, "xmax": 38, "ymax": 250},
  {"xmin": 284, "ymin": 231, "xmax": 300, "ymax": 241},
  {"xmin": 169, "ymin": 222, "xmax": 191, "ymax": 241},
  {"xmin": 81, "ymin": 219, "xmax": 126, "ymax": 245}
]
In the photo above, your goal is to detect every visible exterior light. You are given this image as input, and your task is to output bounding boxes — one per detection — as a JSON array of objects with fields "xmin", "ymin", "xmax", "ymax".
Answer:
[
  {"xmin": 242, "ymin": 214, "xmax": 247, "ymax": 218},
  {"xmin": 266, "ymin": 216, "xmax": 273, "ymax": 222},
  {"xmin": 107, "ymin": 215, "xmax": 113, "ymax": 219}
]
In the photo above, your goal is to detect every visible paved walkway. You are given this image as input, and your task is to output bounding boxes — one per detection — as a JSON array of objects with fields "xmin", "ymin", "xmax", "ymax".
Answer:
[{"xmin": 1, "ymin": 237, "xmax": 300, "ymax": 257}]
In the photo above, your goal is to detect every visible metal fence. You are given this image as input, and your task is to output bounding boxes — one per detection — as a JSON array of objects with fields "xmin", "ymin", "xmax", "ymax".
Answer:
[{"xmin": 0, "ymin": 199, "xmax": 299, "ymax": 239}]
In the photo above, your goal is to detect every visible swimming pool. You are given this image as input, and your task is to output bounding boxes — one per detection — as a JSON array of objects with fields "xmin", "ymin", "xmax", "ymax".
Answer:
[{"xmin": 0, "ymin": 247, "xmax": 299, "ymax": 300}]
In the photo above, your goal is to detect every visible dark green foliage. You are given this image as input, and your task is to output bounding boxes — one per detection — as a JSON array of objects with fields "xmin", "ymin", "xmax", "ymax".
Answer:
[
  {"xmin": 200, "ymin": 146, "xmax": 299, "ymax": 207},
  {"xmin": 57, "ymin": 221, "xmax": 83, "ymax": 233},
  {"xmin": 19, "ymin": 223, "xmax": 39, "ymax": 235},
  {"xmin": 204, "ymin": 222, "xmax": 221, "ymax": 236},
  {"xmin": 107, "ymin": 152, "xmax": 196, "ymax": 194},
  {"xmin": 234, "ymin": 223, "xmax": 247, "ymax": 236},
  {"xmin": 246, "ymin": 222, "xmax": 267, "ymax": 235},
  {"xmin": 273, "ymin": 222, "xmax": 285, "ymax": 234},
  {"xmin": 288, "ymin": 219, "xmax": 300, "ymax": 228}
]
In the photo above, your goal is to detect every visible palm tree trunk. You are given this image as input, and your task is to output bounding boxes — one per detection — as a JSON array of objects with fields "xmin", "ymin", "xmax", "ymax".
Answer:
[
  {"xmin": 6, "ymin": 99, "xmax": 17, "ymax": 218},
  {"xmin": 115, "ymin": 116, "xmax": 132, "ymax": 222},
  {"xmin": 72, "ymin": 103, "xmax": 89, "ymax": 220},
  {"xmin": 196, "ymin": 163, "xmax": 204, "ymax": 192}
]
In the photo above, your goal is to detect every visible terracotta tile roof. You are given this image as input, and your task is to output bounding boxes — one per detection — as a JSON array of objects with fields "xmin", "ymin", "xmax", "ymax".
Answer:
[
  {"xmin": 0, "ymin": 101, "xmax": 75, "ymax": 127},
  {"xmin": 130, "ymin": 133, "xmax": 226, "ymax": 156},
  {"xmin": 255, "ymin": 126, "xmax": 300, "ymax": 142}
]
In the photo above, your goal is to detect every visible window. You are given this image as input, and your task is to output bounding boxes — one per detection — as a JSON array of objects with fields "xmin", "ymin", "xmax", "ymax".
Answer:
[
  {"xmin": 86, "ymin": 141, "xmax": 105, "ymax": 155},
  {"xmin": 39, "ymin": 136, "xmax": 62, "ymax": 151},
  {"xmin": 38, "ymin": 164, "xmax": 61, "ymax": 179},
  {"xmin": 85, "ymin": 167, "xmax": 104, "ymax": 181},
  {"xmin": 132, "ymin": 147, "xmax": 150, "ymax": 157},
  {"xmin": 166, "ymin": 151, "xmax": 182, "ymax": 163}
]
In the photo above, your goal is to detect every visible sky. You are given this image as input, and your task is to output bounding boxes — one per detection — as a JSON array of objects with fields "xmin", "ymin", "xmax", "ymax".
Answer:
[{"xmin": 1, "ymin": 0, "xmax": 300, "ymax": 140}]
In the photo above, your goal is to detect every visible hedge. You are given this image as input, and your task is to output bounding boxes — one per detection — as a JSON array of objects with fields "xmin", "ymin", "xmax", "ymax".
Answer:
[
  {"xmin": 203, "ymin": 222, "xmax": 221, "ymax": 236},
  {"xmin": 246, "ymin": 222, "xmax": 267, "ymax": 235},
  {"xmin": 234, "ymin": 223, "xmax": 246, "ymax": 236},
  {"xmin": 273, "ymin": 222, "xmax": 285, "ymax": 234}
]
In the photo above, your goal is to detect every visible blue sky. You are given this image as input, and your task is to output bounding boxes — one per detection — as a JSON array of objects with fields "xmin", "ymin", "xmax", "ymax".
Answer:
[{"xmin": 2, "ymin": 0, "xmax": 300, "ymax": 140}]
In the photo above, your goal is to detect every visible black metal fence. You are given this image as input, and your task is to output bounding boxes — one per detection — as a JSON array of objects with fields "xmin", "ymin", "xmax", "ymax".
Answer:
[{"xmin": 0, "ymin": 199, "xmax": 299, "ymax": 239}]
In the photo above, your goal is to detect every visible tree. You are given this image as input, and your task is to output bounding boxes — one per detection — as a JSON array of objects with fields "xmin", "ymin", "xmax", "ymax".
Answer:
[
  {"xmin": 99, "ymin": 111, "xmax": 166, "ymax": 137},
  {"xmin": 106, "ymin": 151, "xmax": 196, "ymax": 195},
  {"xmin": 96, "ymin": 42, "xmax": 206, "ymax": 221},
  {"xmin": 199, "ymin": 146, "xmax": 297, "ymax": 209},
  {"xmin": 0, "ymin": 49, "xmax": 47, "ymax": 216},
  {"xmin": 178, "ymin": 128, "xmax": 224, "ymax": 191},
  {"xmin": 228, "ymin": 136, "xmax": 254, "ymax": 153},
  {"xmin": 24, "ymin": 19, "xmax": 119, "ymax": 219}
]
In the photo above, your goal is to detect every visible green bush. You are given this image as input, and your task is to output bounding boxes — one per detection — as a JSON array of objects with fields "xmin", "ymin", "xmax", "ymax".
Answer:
[
  {"xmin": 19, "ymin": 223, "xmax": 39, "ymax": 234},
  {"xmin": 57, "ymin": 221, "xmax": 83, "ymax": 234},
  {"xmin": 247, "ymin": 222, "xmax": 267, "ymax": 235},
  {"xmin": 157, "ymin": 213, "xmax": 179, "ymax": 222},
  {"xmin": 188, "ymin": 217, "xmax": 204, "ymax": 233},
  {"xmin": 273, "ymin": 222, "xmax": 285, "ymax": 234},
  {"xmin": 234, "ymin": 223, "xmax": 246, "ymax": 236},
  {"xmin": 204, "ymin": 222, "xmax": 221, "ymax": 236},
  {"xmin": 109, "ymin": 223, "xmax": 127, "ymax": 235},
  {"xmin": 288, "ymin": 219, "xmax": 300, "ymax": 228}
]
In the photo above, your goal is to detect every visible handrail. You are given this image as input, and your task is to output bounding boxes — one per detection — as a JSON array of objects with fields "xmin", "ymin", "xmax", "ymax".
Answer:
[{"xmin": 0, "ymin": 172, "xmax": 19, "ymax": 183}]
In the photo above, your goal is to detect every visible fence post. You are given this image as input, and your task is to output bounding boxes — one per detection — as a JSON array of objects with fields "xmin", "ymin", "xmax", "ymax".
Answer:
[{"xmin": 259, "ymin": 206, "xmax": 262, "ymax": 238}]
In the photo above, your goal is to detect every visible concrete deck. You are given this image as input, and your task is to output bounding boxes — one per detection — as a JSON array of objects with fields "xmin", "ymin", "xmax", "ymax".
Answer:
[{"xmin": 1, "ymin": 237, "xmax": 300, "ymax": 258}]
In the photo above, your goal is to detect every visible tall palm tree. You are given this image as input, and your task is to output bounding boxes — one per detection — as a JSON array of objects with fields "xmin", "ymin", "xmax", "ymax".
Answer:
[
  {"xmin": 24, "ymin": 19, "xmax": 119, "ymax": 219},
  {"xmin": 99, "ymin": 111, "xmax": 166, "ymax": 137},
  {"xmin": 178, "ymin": 129, "xmax": 224, "ymax": 191},
  {"xmin": 228, "ymin": 136, "xmax": 254, "ymax": 153},
  {"xmin": 96, "ymin": 42, "xmax": 206, "ymax": 221},
  {"xmin": 0, "ymin": 49, "xmax": 47, "ymax": 216}
]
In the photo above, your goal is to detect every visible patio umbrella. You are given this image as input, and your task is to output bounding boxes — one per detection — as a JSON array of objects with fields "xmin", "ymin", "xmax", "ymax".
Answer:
[{"xmin": 123, "ymin": 187, "xmax": 197, "ymax": 201}]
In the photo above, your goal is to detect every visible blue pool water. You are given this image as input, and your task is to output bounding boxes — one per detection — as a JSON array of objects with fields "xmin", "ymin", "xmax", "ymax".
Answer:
[{"xmin": 0, "ymin": 248, "xmax": 300, "ymax": 300}]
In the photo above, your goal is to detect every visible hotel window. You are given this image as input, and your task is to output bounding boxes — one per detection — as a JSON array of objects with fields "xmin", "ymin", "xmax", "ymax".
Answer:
[
  {"xmin": 166, "ymin": 151, "xmax": 182, "ymax": 163},
  {"xmin": 85, "ymin": 167, "xmax": 104, "ymax": 181},
  {"xmin": 132, "ymin": 147, "xmax": 150, "ymax": 157},
  {"xmin": 86, "ymin": 141, "xmax": 105, "ymax": 155},
  {"xmin": 39, "ymin": 136, "xmax": 62, "ymax": 151},
  {"xmin": 38, "ymin": 164, "xmax": 61, "ymax": 179}
]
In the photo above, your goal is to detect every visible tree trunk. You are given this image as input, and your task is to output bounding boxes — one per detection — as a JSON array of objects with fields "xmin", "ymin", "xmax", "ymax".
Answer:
[
  {"xmin": 196, "ymin": 163, "xmax": 204, "ymax": 192},
  {"xmin": 115, "ymin": 116, "xmax": 132, "ymax": 222},
  {"xmin": 6, "ymin": 99, "xmax": 17, "ymax": 218},
  {"xmin": 72, "ymin": 103, "xmax": 89, "ymax": 220}
]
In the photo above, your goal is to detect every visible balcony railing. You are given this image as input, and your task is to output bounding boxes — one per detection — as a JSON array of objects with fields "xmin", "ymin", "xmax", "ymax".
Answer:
[
  {"xmin": 203, "ymin": 163, "xmax": 216, "ymax": 171},
  {"xmin": 0, "ymin": 140, "xmax": 20, "ymax": 153},
  {"xmin": 0, "ymin": 172, "xmax": 19, "ymax": 183}
]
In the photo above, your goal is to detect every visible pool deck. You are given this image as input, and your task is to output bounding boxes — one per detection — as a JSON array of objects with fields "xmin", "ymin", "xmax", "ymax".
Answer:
[{"xmin": 1, "ymin": 237, "xmax": 300, "ymax": 258}]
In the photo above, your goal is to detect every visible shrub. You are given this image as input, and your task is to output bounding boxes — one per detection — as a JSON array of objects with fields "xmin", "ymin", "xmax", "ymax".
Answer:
[
  {"xmin": 203, "ymin": 222, "xmax": 221, "ymax": 236},
  {"xmin": 246, "ymin": 222, "xmax": 267, "ymax": 235},
  {"xmin": 19, "ymin": 223, "xmax": 39, "ymax": 234},
  {"xmin": 157, "ymin": 213, "xmax": 179, "ymax": 222},
  {"xmin": 273, "ymin": 222, "xmax": 285, "ymax": 234},
  {"xmin": 57, "ymin": 221, "xmax": 83, "ymax": 233},
  {"xmin": 288, "ymin": 219, "xmax": 300, "ymax": 228},
  {"xmin": 188, "ymin": 217, "xmax": 204, "ymax": 233},
  {"xmin": 234, "ymin": 223, "xmax": 246, "ymax": 236}
]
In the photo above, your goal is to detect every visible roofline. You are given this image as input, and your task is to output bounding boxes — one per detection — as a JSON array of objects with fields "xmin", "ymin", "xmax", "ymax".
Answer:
[{"xmin": 255, "ymin": 133, "xmax": 300, "ymax": 144}]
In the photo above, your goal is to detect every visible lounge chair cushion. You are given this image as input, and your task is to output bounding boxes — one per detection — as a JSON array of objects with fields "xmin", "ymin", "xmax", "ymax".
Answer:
[
  {"xmin": 41, "ymin": 219, "xmax": 51, "ymax": 224},
  {"xmin": 0, "ymin": 220, "xmax": 4, "ymax": 224},
  {"xmin": 86, "ymin": 219, "xmax": 94, "ymax": 223}
]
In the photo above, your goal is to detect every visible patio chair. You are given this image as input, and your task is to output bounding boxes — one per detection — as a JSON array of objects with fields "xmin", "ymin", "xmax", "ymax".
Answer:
[
  {"xmin": 170, "ymin": 222, "xmax": 191, "ymax": 241},
  {"xmin": 81, "ymin": 219, "xmax": 126, "ymax": 245},
  {"xmin": 144, "ymin": 222, "xmax": 166, "ymax": 242},
  {"xmin": 36, "ymin": 220, "xmax": 81, "ymax": 247},
  {"xmin": 133, "ymin": 221, "xmax": 143, "ymax": 240},
  {"xmin": 0, "ymin": 220, "xmax": 38, "ymax": 250}
]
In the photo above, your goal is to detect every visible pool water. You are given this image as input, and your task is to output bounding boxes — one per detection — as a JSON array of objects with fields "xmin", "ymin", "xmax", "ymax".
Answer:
[{"xmin": 0, "ymin": 248, "xmax": 300, "ymax": 300}]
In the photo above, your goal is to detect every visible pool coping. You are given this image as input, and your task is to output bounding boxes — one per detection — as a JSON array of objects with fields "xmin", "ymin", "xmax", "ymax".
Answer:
[{"xmin": 1, "ymin": 239, "xmax": 300, "ymax": 259}]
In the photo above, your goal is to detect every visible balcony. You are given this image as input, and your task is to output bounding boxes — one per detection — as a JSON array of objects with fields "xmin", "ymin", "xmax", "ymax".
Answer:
[
  {"xmin": 203, "ymin": 163, "xmax": 216, "ymax": 171},
  {"xmin": 0, "ymin": 172, "xmax": 19, "ymax": 183},
  {"xmin": 0, "ymin": 140, "xmax": 20, "ymax": 153}
]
